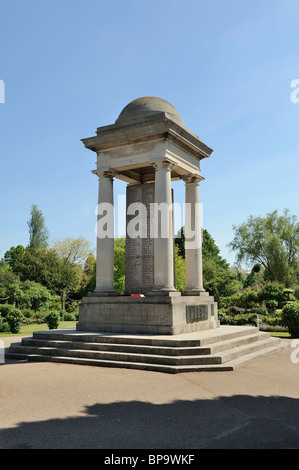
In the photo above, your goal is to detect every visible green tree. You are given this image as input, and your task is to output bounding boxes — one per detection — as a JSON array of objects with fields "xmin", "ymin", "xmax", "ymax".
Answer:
[
  {"xmin": 202, "ymin": 258, "xmax": 241, "ymax": 302},
  {"xmin": 4, "ymin": 245, "xmax": 25, "ymax": 270},
  {"xmin": 51, "ymin": 236, "xmax": 94, "ymax": 267},
  {"xmin": 14, "ymin": 247, "xmax": 81, "ymax": 310},
  {"xmin": 229, "ymin": 209, "xmax": 299, "ymax": 287},
  {"xmin": 0, "ymin": 265, "xmax": 22, "ymax": 306},
  {"xmin": 28, "ymin": 204, "xmax": 49, "ymax": 248},
  {"xmin": 20, "ymin": 280, "xmax": 53, "ymax": 312}
]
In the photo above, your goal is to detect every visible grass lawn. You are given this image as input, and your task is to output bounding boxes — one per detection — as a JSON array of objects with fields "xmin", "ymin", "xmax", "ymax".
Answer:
[
  {"xmin": 270, "ymin": 331, "xmax": 292, "ymax": 338},
  {"xmin": 0, "ymin": 321, "xmax": 77, "ymax": 337}
]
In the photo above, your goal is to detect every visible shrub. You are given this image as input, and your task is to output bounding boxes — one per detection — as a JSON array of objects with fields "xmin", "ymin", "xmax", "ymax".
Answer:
[
  {"xmin": 45, "ymin": 311, "xmax": 60, "ymax": 330},
  {"xmin": 281, "ymin": 303, "xmax": 299, "ymax": 337},
  {"xmin": 62, "ymin": 312, "xmax": 76, "ymax": 321},
  {"xmin": 229, "ymin": 306, "xmax": 246, "ymax": 316},
  {"xmin": 265, "ymin": 300, "xmax": 279, "ymax": 313},
  {"xmin": 260, "ymin": 316, "xmax": 283, "ymax": 327},
  {"xmin": 0, "ymin": 304, "xmax": 14, "ymax": 318},
  {"xmin": 258, "ymin": 282, "xmax": 285, "ymax": 305},
  {"xmin": 0, "ymin": 320, "xmax": 10, "ymax": 332},
  {"xmin": 218, "ymin": 311, "xmax": 227, "ymax": 324},
  {"xmin": 248, "ymin": 307, "xmax": 268, "ymax": 315},
  {"xmin": 66, "ymin": 301, "xmax": 80, "ymax": 313},
  {"xmin": 6, "ymin": 309, "xmax": 24, "ymax": 334},
  {"xmin": 219, "ymin": 313, "xmax": 258, "ymax": 327},
  {"xmin": 220, "ymin": 290, "xmax": 259, "ymax": 310},
  {"xmin": 21, "ymin": 308, "xmax": 34, "ymax": 319}
]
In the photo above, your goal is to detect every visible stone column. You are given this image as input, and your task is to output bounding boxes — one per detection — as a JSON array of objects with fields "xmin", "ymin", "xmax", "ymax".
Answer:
[
  {"xmin": 183, "ymin": 175, "xmax": 205, "ymax": 295},
  {"xmin": 151, "ymin": 161, "xmax": 176, "ymax": 295},
  {"xmin": 94, "ymin": 170, "xmax": 117, "ymax": 296}
]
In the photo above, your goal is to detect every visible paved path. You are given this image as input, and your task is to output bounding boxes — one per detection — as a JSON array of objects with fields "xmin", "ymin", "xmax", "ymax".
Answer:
[{"xmin": 0, "ymin": 336, "xmax": 298, "ymax": 449}]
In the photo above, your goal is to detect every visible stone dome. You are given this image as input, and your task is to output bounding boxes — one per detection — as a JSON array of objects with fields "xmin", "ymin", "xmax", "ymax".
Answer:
[{"xmin": 115, "ymin": 96, "xmax": 186, "ymax": 128}]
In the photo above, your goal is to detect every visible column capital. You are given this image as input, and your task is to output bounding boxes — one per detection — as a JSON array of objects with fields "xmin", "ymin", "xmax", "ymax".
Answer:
[
  {"xmin": 153, "ymin": 160, "xmax": 174, "ymax": 172},
  {"xmin": 180, "ymin": 174, "xmax": 205, "ymax": 185},
  {"xmin": 92, "ymin": 169, "xmax": 116, "ymax": 180}
]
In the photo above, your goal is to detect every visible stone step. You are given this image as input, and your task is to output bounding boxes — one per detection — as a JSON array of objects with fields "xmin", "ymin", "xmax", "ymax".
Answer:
[
  {"xmin": 8, "ymin": 344, "xmax": 223, "ymax": 365},
  {"xmin": 6, "ymin": 343, "xmax": 285, "ymax": 374},
  {"xmin": 20, "ymin": 331, "xmax": 269, "ymax": 357},
  {"xmin": 219, "ymin": 337, "xmax": 280, "ymax": 364},
  {"xmin": 8, "ymin": 336, "xmax": 279, "ymax": 367},
  {"xmin": 31, "ymin": 326, "xmax": 259, "ymax": 348},
  {"xmin": 6, "ymin": 326, "xmax": 287, "ymax": 373}
]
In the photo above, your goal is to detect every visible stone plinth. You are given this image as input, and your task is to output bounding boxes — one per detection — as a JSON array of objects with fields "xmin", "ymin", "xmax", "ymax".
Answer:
[{"xmin": 77, "ymin": 293, "xmax": 219, "ymax": 335}]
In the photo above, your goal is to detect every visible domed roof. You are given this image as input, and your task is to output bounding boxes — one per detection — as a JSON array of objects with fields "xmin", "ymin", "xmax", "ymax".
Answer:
[{"xmin": 115, "ymin": 96, "xmax": 186, "ymax": 128}]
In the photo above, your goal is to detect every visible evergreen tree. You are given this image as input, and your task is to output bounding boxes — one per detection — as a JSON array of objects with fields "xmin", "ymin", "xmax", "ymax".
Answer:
[{"xmin": 27, "ymin": 204, "xmax": 49, "ymax": 248}]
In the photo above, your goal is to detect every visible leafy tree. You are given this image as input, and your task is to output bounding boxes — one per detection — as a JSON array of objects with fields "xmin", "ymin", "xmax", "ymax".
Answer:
[
  {"xmin": 28, "ymin": 204, "xmax": 49, "ymax": 248},
  {"xmin": 4, "ymin": 245, "xmax": 25, "ymax": 270},
  {"xmin": 202, "ymin": 258, "xmax": 241, "ymax": 302},
  {"xmin": 0, "ymin": 265, "xmax": 22, "ymax": 306},
  {"xmin": 20, "ymin": 280, "xmax": 54, "ymax": 312},
  {"xmin": 228, "ymin": 209, "xmax": 299, "ymax": 287},
  {"xmin": 14, "ymin": 247, "xmax": 82, "ymax": 310},
  {"xmin": 51, "ymin": 236, "xmax": 94, "ymax": 267}
]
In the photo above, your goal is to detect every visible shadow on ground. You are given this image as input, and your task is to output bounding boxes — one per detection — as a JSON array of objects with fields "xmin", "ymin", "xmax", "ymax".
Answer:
[{"xmin": 1, "ymin": 395, "xmax": 299, "ymax": 449}]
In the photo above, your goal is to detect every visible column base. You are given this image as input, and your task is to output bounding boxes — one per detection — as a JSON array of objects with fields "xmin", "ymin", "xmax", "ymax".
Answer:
[
  {"xmin": 90, "ymin": 288, "xmax": 119, "ymax": 297},
  {"xmin": 183, "ymin": 288, "xmax": 207, "ymax": 297},
  {"xmin": 147, "ymin": 288, "xmax": 180, "ymax": 297}
]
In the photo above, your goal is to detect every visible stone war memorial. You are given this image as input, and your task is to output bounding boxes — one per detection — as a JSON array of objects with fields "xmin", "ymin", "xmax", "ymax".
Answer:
[
  {"xmin": 8, "ymin": 97, "xmax": 285, "ymax": 372},
  {"xmin": 77, "ymin": 96, "xmax": 219, "ymax": 335}
]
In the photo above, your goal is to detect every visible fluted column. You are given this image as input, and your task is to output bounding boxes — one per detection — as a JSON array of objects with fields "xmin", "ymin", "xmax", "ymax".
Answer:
[
  {"xmin": 94, "ymin": 170, "xmax": 117, "ymax": 295},
  {"xmin": 183, "ymin": 175, "xmax": 205, "ymax": 295},
  {"xmin": 151, "ymin": 161, "xmax": 176, "ymax": 295}
]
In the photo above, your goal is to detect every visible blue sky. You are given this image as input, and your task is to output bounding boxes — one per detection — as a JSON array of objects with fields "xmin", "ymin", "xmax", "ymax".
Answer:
[{"xmin": 1, "ymin": 0, "xmax": 299, "ymax": 268}]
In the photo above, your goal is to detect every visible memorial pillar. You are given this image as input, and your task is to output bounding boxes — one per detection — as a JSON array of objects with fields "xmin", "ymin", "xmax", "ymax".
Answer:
[
  {"xmin": 94, "ymin": 170, "xmax": 117, "ymax": 295},
  {"xmin": 151, "ymin": 161, "xmax": 176, "ymax": 294},
  {"xmin": 184, "ymin": 175, "xmax": 205, "ymax": 295}
]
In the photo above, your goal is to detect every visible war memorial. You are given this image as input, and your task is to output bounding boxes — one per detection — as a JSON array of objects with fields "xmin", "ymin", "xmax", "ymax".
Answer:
[{"xmin": 7, "ymin": 97, "xmax": 285, "ymax": 372}]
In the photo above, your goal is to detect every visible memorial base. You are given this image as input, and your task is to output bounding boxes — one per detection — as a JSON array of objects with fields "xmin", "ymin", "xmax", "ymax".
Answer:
[{"xmin": 76, "ymin": 293, "xmax": 219, "ymax": 335}]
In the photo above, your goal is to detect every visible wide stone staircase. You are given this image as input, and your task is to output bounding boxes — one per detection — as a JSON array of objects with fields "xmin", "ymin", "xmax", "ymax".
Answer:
[{"xmin": 6, "ymin": 326, "xmax": 288, "ymax": 373}]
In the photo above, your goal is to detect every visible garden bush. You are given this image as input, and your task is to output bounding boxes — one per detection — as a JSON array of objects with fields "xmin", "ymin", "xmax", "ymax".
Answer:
[
  {"xmin": 45, "ymin": 311, "xmax": 60, "ymax": 330},
  {"xmin": 219, "ymin": 313, "xmax": 258, "ymax": 327},
  {"xmin": 62, "ymin": 312, "xmax": 76, "ymax": 321},
  {"xmin": 229, "ymin": 306, "xmax": 246, "ymax": 315},
  {"xmin": 281, "ymin": 303, "xmax": 299, "ymax": 337},
  {"xmin": 0, "ymin": 304, "xmax": 14, "ymax": 318},
  {"xmin": 6, "ymin": 309, "xmax": 24, "ymax": 334},
  {"xmin": 265, "ymin": 300, "xmax": 279, "ymax": 313},
  {"xmin": 260, "ymin": 316, "xmax": 283, "ymax": 327},
  {"xmin": 248, "ymin": 307, "xmax": 268, "ymax": 315},
  {"xmin": 0, "ymin": 320, "xmax": 10, "ymax": 332},
  {"xmin": 258, "ymin": 282, "xmax": 285, "ymax": 306}
]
